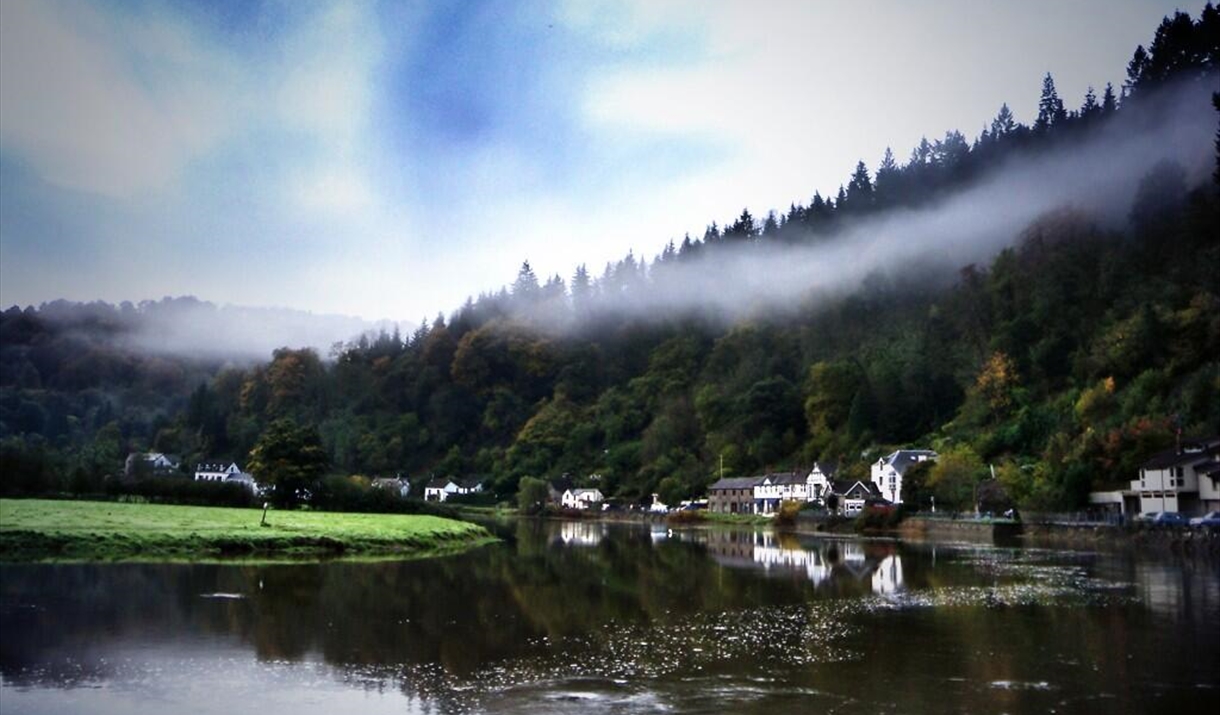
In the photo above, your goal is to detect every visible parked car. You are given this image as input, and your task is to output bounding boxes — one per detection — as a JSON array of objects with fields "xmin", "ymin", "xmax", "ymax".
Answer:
[
  {"xmin": 1135, "ymin": 511, "xmax": 1160, "ymax": 523},
  {"xmin": 1189, "ymin": 511, "xmax": 1220, "ymax": 528},
  {"xmin": 1150, "ymin": 512, "xmax": 1189, "ymax": 526}
]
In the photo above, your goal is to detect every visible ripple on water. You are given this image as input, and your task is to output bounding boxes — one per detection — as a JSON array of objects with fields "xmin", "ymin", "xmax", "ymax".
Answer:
[{"xmin": 391, "ymin": 555, "xmax": 1136, "ymax": 712}]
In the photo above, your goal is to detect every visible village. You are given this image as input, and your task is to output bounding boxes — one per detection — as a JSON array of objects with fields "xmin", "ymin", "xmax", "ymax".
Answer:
[{"xmin": 121, "ymin": 436, "xmax": 1220, "ymax": 528}]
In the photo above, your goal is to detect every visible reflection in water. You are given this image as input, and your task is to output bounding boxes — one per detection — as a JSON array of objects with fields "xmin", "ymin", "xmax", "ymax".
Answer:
[
  {"xmin": 1, "ymin": 520, "xmax": 1218, "ymax": 715},
  {"xmin": 701, "ymin": 530, "xmax": 904, "ymax": 595},
  {"xmin": 556, "ymin": 520, "xmax": 607, "ymax": 547}
]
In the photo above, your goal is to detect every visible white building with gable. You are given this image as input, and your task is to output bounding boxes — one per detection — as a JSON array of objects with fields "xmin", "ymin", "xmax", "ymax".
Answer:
[{"xmin": 870, "ymin": 450, "xmax": 937, "ymax": 504}]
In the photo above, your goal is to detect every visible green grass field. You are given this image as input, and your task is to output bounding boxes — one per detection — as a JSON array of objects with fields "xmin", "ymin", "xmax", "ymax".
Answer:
[{"xmin": 0, "ymin": 499, "xmax": 494, "ymax": 562}]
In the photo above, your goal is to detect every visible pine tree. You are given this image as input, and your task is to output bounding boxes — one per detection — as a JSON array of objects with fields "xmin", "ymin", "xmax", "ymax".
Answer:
[
  {"xmin": 1101, "ymin": 83, "xmax": 1118, "ymax": 113},
  {"xmin": 845, "ymin": 160, "xmax": 873, "ymax": 208},
  {"xmin": 725, "ymin": 209, "xmax": 757, "ymax": 241},
  {"xmin": 761, "ymin": 211, "xmax": 780, "ymax": 237},
  {"xmin": 1125, "ymin": 45, "xmax": 1149, "ymax": 96},
  {"xmin": 1080, "ymin": 86, "xmax": 1099, "ymax": 118},
  {"xmin": 990, "ymin": 103, "xmax": 1017, "ymax": 137},
  {"xmin": 1035, "ymin": 73, "xmax": 1066, "ymax": 131},
  {"xmin": 875, "ymin": 147, "xmax": 899, "ymax": 203},
  {"xmin": 513, "ymin": 261, "xmax": 539, "ymax": 299},
  {"xmin": 678, "ymin": 233, "xmax": 698, "ymax": 260}
]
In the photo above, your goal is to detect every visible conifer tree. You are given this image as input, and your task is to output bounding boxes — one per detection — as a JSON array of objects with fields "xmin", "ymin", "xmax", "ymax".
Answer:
[
  {"xmin": 1101, "ymin": 83, "xmax": 1118, "ymax": 113},
  {"xmin": 1035, "ymin": 73, "xmax": 1066, "ymax": 131},
  {"xmin": 725, "ymin": 209, "xmax": 757, "ymax": 241},
  {"xmin": 1125, "ymin": 45, "xmax": 1149, "ymax": 96},
  {"xmin": 990, "ymin": 103, "xmax": 1017, "ymax": 137},
  {"xmin": 513, "ymin": 261, "xmax": 539, "ymax": 300},
  {"xmin": 845, "ymin": 160, "xmax": 873, "ymax": 208},
  {"xmin": 1080, "ymin": 86, "xmax": 1100, "ymax": 118}
]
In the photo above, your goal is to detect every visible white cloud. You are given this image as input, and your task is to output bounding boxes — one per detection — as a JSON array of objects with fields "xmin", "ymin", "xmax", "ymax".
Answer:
[{"xmin": 0, "ymin": 0, "xmax": 245, "ymax": 198}]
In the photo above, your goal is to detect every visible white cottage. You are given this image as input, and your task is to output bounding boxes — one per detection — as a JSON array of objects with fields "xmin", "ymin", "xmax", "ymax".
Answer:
[
  {"xmin": 1130, "ymin": 437, "xmax": 1220, "ymax": 516},
  {"xmin": 870, "ymin": 450, "xmax": 937, "ymax": 504},
  {"xmin": 754, "ymin": 471, "xmax": 815, "ymax": 513},
  {"xmin": 806, "ymin": 462, "xmax": 839, "ymax": 503},
  {"xmin": 195, "ymin": 462, "xmax": 243, "ymax": 482},
  {"xmin": 561, "ymin": 488, "xmax": 604, "ymax": 510},
  {"xmin": 423, "ymin": 477, "xmax": 483, "ymax": 502},
  {"xmin": 195, "ymin": 461, "xmax": 259, "ymax": 493}
]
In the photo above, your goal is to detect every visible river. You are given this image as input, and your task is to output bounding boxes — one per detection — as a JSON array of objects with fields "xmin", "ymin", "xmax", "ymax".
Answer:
[{"xmin": 1, "ymin": 520, "xmax": 1217, "ymax": 714}]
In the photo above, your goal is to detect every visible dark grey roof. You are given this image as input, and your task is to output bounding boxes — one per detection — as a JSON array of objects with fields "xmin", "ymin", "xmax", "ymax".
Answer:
[
  {"xmin": 756, "ymin": 468, "xmax": 805, "ymax": 483},
  {"xmin": 830, "ymin": 479, "xmax": 875, "ymax": 497},
  {"xmin": 457, "ymin": 477, "xmax": 484, "ymax": 489},
  {"xmin": 426, "ymin": 477, "xmax": 453, "ymax": 489},
  {"xmin": 811, "ymin": 461, "xmax": 838, "ymax": 477},
  {"xmin": 883, "ymin": 450, "xmax": 938, "ymax": 475},
  {"xmin": 1141, "ymin": 439, "xmax": 1220, "ymax": 470},
  {"xmin": 709, "ymin": 476, "xmax": 764, "ymax": 491}
]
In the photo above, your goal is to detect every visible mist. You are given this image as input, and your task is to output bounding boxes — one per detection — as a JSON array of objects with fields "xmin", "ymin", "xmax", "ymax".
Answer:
[
  {"xmin": 27, "ymin": 297, "xmax": 409, "ymax": 362},
  {"xmin": 561, "ymin": 78, "xmax": 1217, "ymax": 328}
]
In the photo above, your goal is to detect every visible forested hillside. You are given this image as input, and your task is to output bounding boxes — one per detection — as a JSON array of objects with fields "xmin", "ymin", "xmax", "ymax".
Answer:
[{"xmin": 3, "ymin": 7, "xmax": 1218, "ymax": 510}]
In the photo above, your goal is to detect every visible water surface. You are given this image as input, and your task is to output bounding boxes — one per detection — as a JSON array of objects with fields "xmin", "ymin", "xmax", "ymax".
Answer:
[{"xmin": 2, "ymin": 520, "xmax": 1217, "ymax": 713}]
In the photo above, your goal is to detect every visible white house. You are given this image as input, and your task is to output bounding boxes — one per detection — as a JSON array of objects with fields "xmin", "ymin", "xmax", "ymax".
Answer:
[
  {"xmin": 125, "ymin": 452, "xmax": 180, "ymax": 477},
  {"xmin": 807, "ymin": 462, "xmax": 838, "ymax": 503},
  {"xmin": 371, "ymin": 476, "xmax": 411, "ymax": 498},
  {"xmin": 1130, "ymin": 437, "xmax": 1220, "ymax": 516},
  {"xmin": 870, "ymin": 450, "xmax": 937, "ymax": 504},
  {"xmin": 833, "ymin": 480, "xmax": 878, "ymax": 515},
  {"xmin": 195, "ymin": 462, "xmax": 242, "ymax": 482},
  {"xmin": 423, "ymin": 477, "xmax": 483, "ymax": 502},
  {"xmin": 195, "ymin": 462, "xmax": 259, "ymax": 493},
  {"xmin": 754, "ymin": 471, "xmax": 815, "ymax": 513},
  {"xmin": 561, "ymin": 488, "xmax": 604, "ymax": 510}
]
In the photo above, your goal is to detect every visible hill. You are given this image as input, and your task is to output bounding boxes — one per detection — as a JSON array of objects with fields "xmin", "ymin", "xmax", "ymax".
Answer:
[{"xmin": 2, "ymin": 7, "xmax": 1218, "ymax": 511}]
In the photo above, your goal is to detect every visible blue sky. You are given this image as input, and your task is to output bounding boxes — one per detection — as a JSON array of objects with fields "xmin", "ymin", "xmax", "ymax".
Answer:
[{"xmin": 0, "ymin": 0, "xmax": 1193, "ymax": 322}]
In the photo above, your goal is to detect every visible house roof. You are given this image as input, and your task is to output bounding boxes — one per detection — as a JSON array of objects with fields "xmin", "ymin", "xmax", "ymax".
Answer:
[
  {"xmin": 881, "ymin": 450, "xmax": 938, "ymax": 475},
  {"xmin": 196, "ymin": 462, "xmax": 238, "ymax": 472},
  {"xmin": 569, "ymin": 488, "xmax": 603, "ymax": 498},
  {"xmin": 810, "ymin": 461, "xmax": 838, "ymax": 478},
  {"xmin": 830, "ymin": 479, "xmax": 876, "ymax": 497},
  {"xmin": 425, "ymin": 477, "xmax": 453, "ymax": 489},
  {"xmin": 456, "ymin": 477, "xmax": 484, "ymax": 489},
  {"xmin": 1141, "ymin": 439, "xmax": 1220, "ymax": 470},
  {"xmin": 709, "ymin": 476, "xmax": 764, "ymax": 491},
  {"xmin": 762, "ymin": 471, "xmax": 807, "ymax": 486}
]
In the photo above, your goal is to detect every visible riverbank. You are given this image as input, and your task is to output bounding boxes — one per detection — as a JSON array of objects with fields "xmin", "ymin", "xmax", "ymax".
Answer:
[
  {"xmin": 896, "ymin": 514, "xmax": 1220, "ymax": 554},
  {"xmin": 0, "ymin": 499, "xmax": 495, "ymax": 562}
]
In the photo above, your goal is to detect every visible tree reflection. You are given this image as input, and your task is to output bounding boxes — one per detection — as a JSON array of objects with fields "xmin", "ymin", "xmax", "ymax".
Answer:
[{"xmin": 2, "ymin": 523, "xmax": 1218, "ymax": 714}]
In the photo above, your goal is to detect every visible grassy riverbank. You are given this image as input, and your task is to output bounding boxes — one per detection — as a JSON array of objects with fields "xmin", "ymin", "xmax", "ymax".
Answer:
[{"xmin": 0, "ymin": 499, "xmax": 495, "ymax": 562}]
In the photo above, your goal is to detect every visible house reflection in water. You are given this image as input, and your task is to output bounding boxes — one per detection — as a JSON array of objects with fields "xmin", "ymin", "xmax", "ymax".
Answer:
[
  {"xmin": 871, "ymin": 554, "xmax": 904, "ymax": 595},
  {"xmin": 701, "ymin": 530, "xmax": 904, "ymax": 595},
  {"xmin": 556, "ymin": 520, "xmax": 607, "ymax": 547}
]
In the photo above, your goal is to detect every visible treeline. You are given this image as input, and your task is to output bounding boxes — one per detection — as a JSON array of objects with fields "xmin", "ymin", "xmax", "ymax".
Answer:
[{"xmin": 2, "ymin": 7, "xmax": 1218, "ymax": 510}]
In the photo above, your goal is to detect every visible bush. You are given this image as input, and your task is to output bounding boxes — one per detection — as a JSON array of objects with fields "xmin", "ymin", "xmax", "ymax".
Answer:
[
  {"xmin": 855, "ymin": 505, "xmax": 902, "ymax": 532},
  {"xmin": 446, "ymin": 491, "xmax": 499, "ymax": 507},
  {"xmin": 773, "ymin": 500, "xmax": 803, "ymax": 528},
  {"xmin": 105, "ymin": 476, "xmax": 258, "ymax": 508}
]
